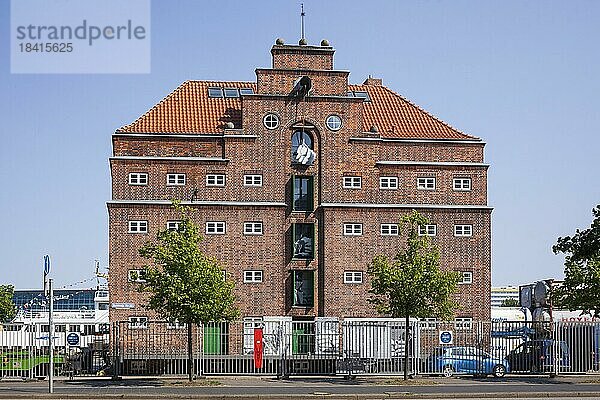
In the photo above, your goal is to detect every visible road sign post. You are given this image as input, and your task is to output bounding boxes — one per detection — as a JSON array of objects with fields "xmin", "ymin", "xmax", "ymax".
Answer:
[{"xmin": 43, "ymin": 255, "xmax": 53, "ymax": 394}]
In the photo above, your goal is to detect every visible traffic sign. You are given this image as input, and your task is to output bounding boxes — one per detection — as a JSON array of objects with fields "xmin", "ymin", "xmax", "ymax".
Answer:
[
  {"xmin": 44, "ymin": 255, "xmax": 51, "ymax": 275},
  {"xmin": 67, "ymin": 332, "xmax": 80, "ymax": 346},
  {"xmin": 439, "ymin": 330, "xmax": 454, "ymax": 345}
]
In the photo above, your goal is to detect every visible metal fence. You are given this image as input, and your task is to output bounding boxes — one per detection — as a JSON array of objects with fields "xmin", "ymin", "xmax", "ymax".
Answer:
[
  {"xmin": 1, "ymin": 323, "xmax": 109, "ymax": 379},
  {"xmin": 3, "ymin": 319, "xmax": 600, "ymax": 379}
]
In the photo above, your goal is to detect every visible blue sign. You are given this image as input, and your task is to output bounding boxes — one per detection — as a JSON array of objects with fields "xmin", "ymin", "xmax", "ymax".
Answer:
[
  {"xmin": 439, "ymin": 330, "xmax": 453, "ymax": 344},
  {"xmin": 67, "ymin": 332, "xmax": 80, "ymax": 346},
  {"xmin": 44, "ymin": 255, "xmax": 51, "ymax": 275}
]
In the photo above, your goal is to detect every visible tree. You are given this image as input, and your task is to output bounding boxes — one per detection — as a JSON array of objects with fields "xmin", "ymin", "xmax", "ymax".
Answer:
[
  {"xmin": 0, "ymin": 285, "xmax": 16, "ymax": 323},
  {"xmin": 367, "ymin": 210, "xmax": 461, "ymax": 380},
  {"xmin": 139, "ymin": 202, "xmax": 239, "ymax": 380},
  {"xmin": 552, "ymin": 204, "xmax": 600, "ymax": 317},
  {"xmin": 500, "ymin": 298, "xmax": 520, "ymax": 307}
]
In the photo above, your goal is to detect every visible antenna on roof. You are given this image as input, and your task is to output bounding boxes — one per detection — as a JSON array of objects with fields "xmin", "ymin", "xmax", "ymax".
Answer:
[{"xmin": 300, "ymin": 4, "xmax": 306, "ymax": 42}]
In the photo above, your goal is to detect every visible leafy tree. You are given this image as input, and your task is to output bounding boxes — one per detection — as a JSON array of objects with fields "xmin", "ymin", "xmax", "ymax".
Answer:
[
  {"xmin": 552, "ymin": 205, "xmax": 600, "ymax": 317},
  {"xmin": 367, "ymin": 210, "xmax": 461, "ymax": 380},
  {"xmin": 500, "ymin": 298, "xmax": 520, "ymax": 307},
  {"xmin": 0, "ymin": 285, "xmax": 16, "ymax": 323},
  {"xmin": 139, "ymin": 202, "xmax": 239, "ymax": 380}
]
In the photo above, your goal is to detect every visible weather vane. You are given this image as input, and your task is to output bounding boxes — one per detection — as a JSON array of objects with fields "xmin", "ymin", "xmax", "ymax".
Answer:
[{"xmin": 300, "ymin": 4, "xmax": 305, "ymax": 41}]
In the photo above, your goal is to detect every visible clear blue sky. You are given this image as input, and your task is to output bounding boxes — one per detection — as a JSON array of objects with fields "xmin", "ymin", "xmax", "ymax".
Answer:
[{"xmin": 1, "ymin": 0, "xmax": 598, "ymax": 290}]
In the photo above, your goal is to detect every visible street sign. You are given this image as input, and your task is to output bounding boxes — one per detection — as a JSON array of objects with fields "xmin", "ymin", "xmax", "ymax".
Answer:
[
  {"xmin": 67, "ymin": 332, "xmax": 80, "ymax": 346},
  {"xmin": 439, "ymin": 330, "xmax": 454, "ymax": 345},
  {"xmin": 44, "ymin": 255, "xmax": 51, "ymax": 275}
]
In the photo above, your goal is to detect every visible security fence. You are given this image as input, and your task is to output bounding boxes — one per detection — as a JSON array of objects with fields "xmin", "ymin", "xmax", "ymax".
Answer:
[
  {"xmin": 0, "ymin": 323, "xmax": 109, "ymax": 379},
  {"xmin": 2, "ymin": 319, "xmax": 600, "ymax": 379}
]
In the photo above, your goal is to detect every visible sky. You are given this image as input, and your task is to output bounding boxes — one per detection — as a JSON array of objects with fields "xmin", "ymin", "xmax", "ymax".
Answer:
[{"xmin": 0, "ymin": 0, "xmax": 599, "ymax": 290}]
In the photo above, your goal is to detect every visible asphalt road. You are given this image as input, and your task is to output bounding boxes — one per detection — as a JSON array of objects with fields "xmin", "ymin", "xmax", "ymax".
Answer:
[{"xmin": 1, "ymin": 375, "xmax": 600, "ymax": 399}]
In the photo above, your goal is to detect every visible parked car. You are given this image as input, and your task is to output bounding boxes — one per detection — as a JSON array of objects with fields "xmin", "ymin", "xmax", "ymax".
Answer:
[
  {"xmin": 427, "ymin": 346, "xmax": 509, "ymax": 377},
  {"xmin": 505, "ymin": 339, "xmax": 570, "ymax": 373}
]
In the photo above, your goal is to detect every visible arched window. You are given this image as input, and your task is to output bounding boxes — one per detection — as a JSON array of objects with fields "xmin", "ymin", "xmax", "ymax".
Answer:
[{"xmin": 291, "ymin": 130, "xmax": 314, "ymax": 165}]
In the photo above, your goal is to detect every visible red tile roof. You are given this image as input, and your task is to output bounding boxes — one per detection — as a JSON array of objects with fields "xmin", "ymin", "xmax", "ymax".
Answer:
[{"xmin": 118, "ymin": 80, "xmax": 478, "ymax": 140}]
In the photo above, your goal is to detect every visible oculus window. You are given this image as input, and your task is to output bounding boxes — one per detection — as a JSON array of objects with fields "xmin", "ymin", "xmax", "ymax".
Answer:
[{"xmin": 325, "ymin": 115, "xmax": 342, "ymax": 131}]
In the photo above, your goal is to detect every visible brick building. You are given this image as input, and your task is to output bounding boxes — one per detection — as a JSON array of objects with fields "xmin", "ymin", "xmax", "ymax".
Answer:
[{"xmin": 108, "ymin": 39, "xmax": 492, "ymax": 328}]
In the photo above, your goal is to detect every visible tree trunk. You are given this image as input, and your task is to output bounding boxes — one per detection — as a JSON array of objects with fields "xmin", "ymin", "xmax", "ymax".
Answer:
[
  {"xmin": 404, "ymin": 314, "xmax": 409, "ymax": 381},
  {"xmin": 187, "ymin": 322, "xmax": 193, "ymax": 382}
]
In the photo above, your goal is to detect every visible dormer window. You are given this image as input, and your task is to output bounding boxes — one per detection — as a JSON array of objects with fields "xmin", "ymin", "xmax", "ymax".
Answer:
[{"xmin": 208, "ymin": 87, "xmax": 223, "ymax": 98}]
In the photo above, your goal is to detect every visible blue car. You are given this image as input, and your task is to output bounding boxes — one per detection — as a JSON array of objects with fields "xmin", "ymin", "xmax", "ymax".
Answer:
[{"xmin": 428, "ymin": 346, "xmax": 509, "ymax": 377}]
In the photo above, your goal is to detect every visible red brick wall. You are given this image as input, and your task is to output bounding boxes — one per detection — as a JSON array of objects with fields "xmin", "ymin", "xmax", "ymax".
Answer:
[
  {"xmin": 256, "ymin": 69, "xmax": 349, "ymax": 96},
  {"xmin": 113, "ymin": 136, "xmax": 221, "ymax": 157},
  {"xmin": 271, "ymin": 46, "xmax": 334, "ymax": 70}
]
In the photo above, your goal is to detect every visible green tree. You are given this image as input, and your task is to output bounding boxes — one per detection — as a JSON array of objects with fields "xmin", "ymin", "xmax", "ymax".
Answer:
[
  {"xmin": 552, "ymin": 204, "xmax": 600, "ymax": 317},
  {"xmin": 367, "ymin": 210, "xmax": 460, "ymax": 380},
  {"xmin": 0, "ymin": 285, "xmax": 16, "ymax": 323},
  {"xmin": 500, "ymin": 298, "xmax": 520, "ymax": 307},
  {"xmin": 139, "ymin": 202, "xmax": 239, "ymax": 380}
]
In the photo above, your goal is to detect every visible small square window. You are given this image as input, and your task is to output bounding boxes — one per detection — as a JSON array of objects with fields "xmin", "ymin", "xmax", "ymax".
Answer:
[
  {"xmin": 459, "ymin": 271, "xmax": 473, "ymax": 284},
  {"xmin": 343, "ymin": 223, "xmax": 363, "ymax": 236},
  {"xmin": 239, "ymin": 88, "xmax": 254, "ymax": 95},
  {"xmin": 380, "ymin": 224, "xmax": 399, "ymax": 236},
  {"xmin": 243, "ymin": 222, "xmax": 263, "ymax": 235},
  {"xmin": 453, "ymin": 178, "xmax": 472, "ymax": 191},
  {"xmin": 418, "ymin": 224, "xmax": 437, "ymax": 236},
  {"xmin": 167, "ymin": 173, "xmax": 186, "ymax": 186},
  {"xmin": 343, "ymin": 176, "xmax": 362, "ymax": 189},
  {"xmin": 206, "ymin": 174, "xmax": 225, "ymax": 187},
  {"xmin": 455, "ymin": 317, "xmax": 473, "ymax": 330},
  {"xmin": 128, "ymin": 269, "xmax": 147, "ymax": 283},
  {"xmin": 417, "ymin": 177, "xmax": 436, "ymax": 190},
  {"xmin": 420, "ymin": 318, "xmax": 438, "ymax": 330},
  {"xmin": 344, "ymin": 271, "xmax": 363, "ymax": 284},
  {"xmin": 244, "ymin": 174, "xmax": 263, "ymax": 187},
  {"xmin": 128, "ymin": 220, "xmax": 148, "ymax": 233},
  {"xmin": 224, "ymin": 88, "xmax": 239, "ymax": 98},
  {"xmin": 454, "ymin": 224, "xmax": 473, "ymax": 237},
  {"xmin": 128, "ymin": 173, "xmax": 148, "ymax": 185},
  {"xmin": 128, "ymin": 316, "xmax": 148, "ymax": 329},
  {"xmin": 244, "ymin": 270, "xmax": 263, "ymax": 283},
  {"xmin": 206, "ymin": 221, "xmax": 226, "ymax": 235},
  {"xmin": 167, "ymin": 321, "xmax": 187, "ymax": 329},
  {"xmin": 208, "ymin": 87, "xmax": 223, "ymax": 98},
  {"xmin": 166, "ymin": 221, "xmax": 182, "ymax": 231},
  {"xmin": 379, "ymin": 177, "xmax": 398, "ymax": 190}
]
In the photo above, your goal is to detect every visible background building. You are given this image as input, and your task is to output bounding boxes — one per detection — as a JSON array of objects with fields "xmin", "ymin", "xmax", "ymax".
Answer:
[
  {"xmin": 108, "ymin": 38, "xmax": 492, "ymax": 326},
  {"xmin": 491, "ymin": 286, "xmax": 520, "ymax": 307}
]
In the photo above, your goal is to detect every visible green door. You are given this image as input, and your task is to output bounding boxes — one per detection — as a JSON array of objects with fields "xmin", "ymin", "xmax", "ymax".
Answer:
[{"xmin": 203, "ymin": 325, "xmax": 221, "ymax": 355}]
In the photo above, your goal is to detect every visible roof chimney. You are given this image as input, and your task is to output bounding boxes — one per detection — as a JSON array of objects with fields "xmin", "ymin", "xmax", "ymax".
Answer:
[{"xmin": 363, "ymin": 76, "xmax": 382, "ymax": 86}]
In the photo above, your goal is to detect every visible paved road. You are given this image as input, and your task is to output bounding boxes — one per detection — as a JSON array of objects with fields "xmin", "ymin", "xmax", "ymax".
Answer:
[{"xmin": 0, "ymin": 375, "xmax": 599, "ymax": 399}]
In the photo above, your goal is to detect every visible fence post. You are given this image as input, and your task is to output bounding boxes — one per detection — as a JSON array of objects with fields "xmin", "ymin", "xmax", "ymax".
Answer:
[
  {"xmin": 112, "ymin": 322, "xmax": 120, "ymax": 380},
  {"xmin": 553, "ymin": 321, "xmax": 559, "ymax": 376}
]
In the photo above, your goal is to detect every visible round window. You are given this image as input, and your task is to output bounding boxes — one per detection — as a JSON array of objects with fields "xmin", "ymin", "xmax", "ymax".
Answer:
[
  {"xmin": 263, "ymin": 113, "xmax": 280, "ymax": 130},
  {"xmin": 326, "ymin": 115, "xmax": 342, "ymax": 131}
]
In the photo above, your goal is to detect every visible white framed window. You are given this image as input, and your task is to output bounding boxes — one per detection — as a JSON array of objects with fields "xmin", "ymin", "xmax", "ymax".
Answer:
[
  {"xmin": 418, "ymin": 224, "xmax": 437, "ymax": 236},
  {"xmin": 344, "ymin": 271, "xmax": 363, "ymax": 284},
  {"xmin": 167, "ymin": 321, "xmax": 187, "ymax": 330},
  {"xmin": 453, "ymin": 177, "xmax": 472, "ymax": 191},
  {"xmin": 206, "ymin": 174, "xmax": 225, "ymax": 187},
  {"xmin": 343, "ymin": 176, "xmax": 362, "ymax": 189},
  {"xmin": 243, "ymin": 222, "xmax": 263, "ymax": 235},
  {"xmin": 417, "ymin": 177, "xmax": 436, "ymax": 190},
  {"xmin": 206, "ymin": 221, "xmax": 226, "ymax": 235},
  {"xmin": 166, "ymin": 173, "xmax": 186, "ymax": 186},
  {"xmin": 244, "ymin": 270, "xmax": 263, "ymax": 283},
  {"xmin": 380, "ymin": 224, "xmax": 399, "ymax": 236},
  {"xmin": 263, "ymin": 113, "xmax": 279, "ymax": 130},
  {"xmin": 128, "ymin": 220, "xmax": 148, "ymax": 233},
  {"xmin": 459, "ymin": 271, "xmax": 473, "ymax": 284},
  {"xmin": 379, "ymin": 176, "xmax": 398, "ymax": 189},
  {"xmin": 222, "ymin": 270, "xmax": 227, "ymax": 281},
  {"xmin": 454, "ymin": 224, "xmax": 473, "ymax": 237},
  {"xmin": 420, "ymin": 318, "xmax": 437, "ymax": 330},
  {"xmin": 325, "ymin": 115, "xmax": 342, "ymax": 131},
  {"xmin": 343, "ymin": 223, "xmax": 363, "ymax": 236},
  {"xmin": 166, "ymin": 221, "xmax": 182, "ymax": 231},
  {"xmin": 244, "ymin": 174, "xmax": 263, "ymax": 187},
  {"xmin": 127, "ymin": 269, "xmax": 147, "ymax": 283},
  {"xmin": 455, "ymin": 317, "xmax": 473, "ymax": 331},
  {"xmin": 128, "ymin": 173, "xmax": 148, "ymax": 185},
  {"xmin": 128, "ymin": 316, "xmax": 148, "ymax": 329}
]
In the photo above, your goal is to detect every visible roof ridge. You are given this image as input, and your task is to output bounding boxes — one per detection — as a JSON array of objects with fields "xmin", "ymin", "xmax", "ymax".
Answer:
[
  {"xmin": 186, "ymin": 80, "xmax": 256, "ymax": 85},
  {"xmin": 117, "ymin": 80, "xmax": 192, "ymax": 133},
  {"xmin": 353, "ymin": 84, "xmax": 479, "ymax": 140}
]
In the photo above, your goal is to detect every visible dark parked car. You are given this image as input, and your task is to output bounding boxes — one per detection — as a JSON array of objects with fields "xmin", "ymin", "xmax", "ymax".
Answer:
[
  {"xmin": 428, "ymin": 346, "xmax": 509, "ymax": 377},
  {"xmin": 505, "ymin": 339, "xmax": 570, "ymax": 373}
]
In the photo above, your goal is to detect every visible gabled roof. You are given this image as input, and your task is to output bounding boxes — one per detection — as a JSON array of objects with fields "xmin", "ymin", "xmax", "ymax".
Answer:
[
  {"xmin": 118, "ymin": 80, "xmax": 478, "ymax": 140},
  {"xmin": 117, "ymin": 81, "xmax": 255, "ymax": 134},
  {"xmin": 349, "ymin": 84, "xmax": 477, "ymax": 140}
]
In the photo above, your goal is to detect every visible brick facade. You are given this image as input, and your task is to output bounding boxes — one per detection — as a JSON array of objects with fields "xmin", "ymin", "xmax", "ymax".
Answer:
[{"xmin": 108, "ymin": 39, "xmax": 492, "ymax": 326}]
